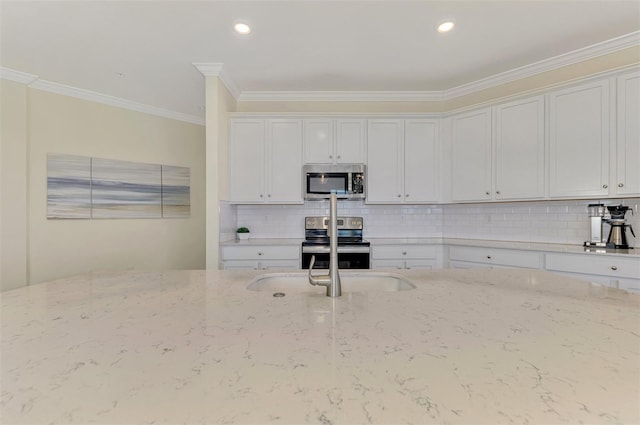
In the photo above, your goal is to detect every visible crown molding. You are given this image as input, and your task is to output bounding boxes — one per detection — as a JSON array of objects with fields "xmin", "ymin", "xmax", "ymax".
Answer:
[
  {"xmin": 233, "ymin": 31, "xmax": 640, "ymax": 102},
  {"xmin": 443, "ymin": 31, "xmax": 640, "ymax": 100},
  {"xmin": 3, "ymin": 31, "xmax": 637, "ymax": 120},
  {"xmin": 238, "ymin": 90, "xmax": 444, "ymax": 102},
  {"xmin": 1, "ymin": 67, "xmax": 204, "ymax": 126},
  {"xmin": 193, "ymin": 62, "xmax": 241, "ymax": 99},
  {"xmin": 0, "ymin": 67, "xmax": 39, "ymax": 84}
]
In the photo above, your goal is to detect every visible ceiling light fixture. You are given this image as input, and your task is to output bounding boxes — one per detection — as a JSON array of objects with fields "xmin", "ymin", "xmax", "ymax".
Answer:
[
  {"xmin": 233, "ymin": 22, "xmax": 251, "ymax": 35},
  {"xmin": 437, "ymin": 21, "xmax": 455, "ymax": 33}
]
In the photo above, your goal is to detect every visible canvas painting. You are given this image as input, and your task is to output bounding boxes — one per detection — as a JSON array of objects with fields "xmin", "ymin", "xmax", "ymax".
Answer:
[
  {"xmin": 47, "ymin": 153, "xmax": 92, "ymax": 219},
  {"xmin": 91, "ymin": 158, "xmax": 162, "ymax": 219},
  {"xmin": 161, "ymin": 165, "xmax": 191, "ymax": 218}
]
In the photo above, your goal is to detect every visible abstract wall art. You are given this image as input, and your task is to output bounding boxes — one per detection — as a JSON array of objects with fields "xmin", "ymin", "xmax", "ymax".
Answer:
[
  {"xmin": 47, "ymin": 154, "xmax": 92, "ymax": 219},
  {"xmin": 91, "ymin": 158, "xmax": 162, "ymax": 219},
  {"xmin": 46, "ymin": 154, "xmax": 191, "ymax": 219},
  {"xmin": 161, "ymin": 165, "xmax": 191, "ymax": 218}
]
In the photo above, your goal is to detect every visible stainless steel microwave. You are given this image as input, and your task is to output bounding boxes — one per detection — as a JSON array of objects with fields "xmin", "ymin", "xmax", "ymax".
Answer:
[{"xmin": 303, "ymin": 164, "xmax": 366, "ymax": 200}]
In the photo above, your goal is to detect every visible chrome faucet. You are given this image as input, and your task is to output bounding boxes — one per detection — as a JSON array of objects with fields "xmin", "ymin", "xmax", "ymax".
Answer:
[{"xmin": 308, "ymin": 192, "xmax": 342, "ymax": 297}]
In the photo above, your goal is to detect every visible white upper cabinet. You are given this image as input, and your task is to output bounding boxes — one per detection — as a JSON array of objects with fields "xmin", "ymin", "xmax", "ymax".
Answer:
[
  {"xmin": 229, "ymin": 119, "xmax": 265, "ymax": 203},
  {"xmin": 451, "ymin": 108, "xmax": 492, "ymax": 202},
  {"xmin": 367, "ymin": 119, "xmax": 403, "ymax": 203},
  {"xmin": 616, "ymin": 70, "xmax": 640, "ymax": 196},
  {"xmin": 549, "ymin": 79, "xmax": 610, "ymax": 198},
  {"xmin": 404, "ymin": 120, "xmax": 439, "ymax": 203},
  {"xmin": 494, "ymin": 95, "xmax": 545, "ymax": 200},
  {"xmin": 266, "ymin": 119, "xmax": 303, "ymax": 203},
  {"xmin": 367, "ymin": 119, "xmax": 439, "ymax": 203},
  {"xmin": 229, "ymin": 118, "xmax": 303, "ymax": 204},
  {"xmin": 450, "ymin": 99, "xmax": 545, "ymax": 203},
  {"xmin": 304, "ymin": 119, "xmax": 365, "ymax": 164}
]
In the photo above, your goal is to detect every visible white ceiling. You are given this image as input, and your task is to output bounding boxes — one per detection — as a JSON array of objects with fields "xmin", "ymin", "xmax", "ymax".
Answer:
[{"xmin": 1, "ymin": 0, "xmax": 639, "ymax": 121}]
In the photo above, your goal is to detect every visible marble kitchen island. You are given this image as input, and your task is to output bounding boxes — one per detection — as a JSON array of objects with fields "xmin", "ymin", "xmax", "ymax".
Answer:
[{"xmin": 1, "ymin": 268, "xmax": 639, "ymax": 424}]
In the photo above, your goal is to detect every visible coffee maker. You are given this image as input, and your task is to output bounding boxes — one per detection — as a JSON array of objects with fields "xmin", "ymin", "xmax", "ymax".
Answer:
[
  {"xmin": 584, "ymin": 203, "xmax": 607, "ymax": 247},
  {"xmin": 605, "ymin": 205, "xmax": 635, "ymax": 249}
]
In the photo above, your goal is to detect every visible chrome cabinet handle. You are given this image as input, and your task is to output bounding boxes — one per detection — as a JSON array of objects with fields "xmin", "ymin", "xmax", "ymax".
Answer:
[
  {"xmin": 485, "ymin": 191, "xmax": 490, "ymax": 195},
  {"xmin": 258, "ymin": 252, "xmax": 263, "ymax": 256},
  {"xmin": 603, "ymin": 184, "xmax": 608, "ymax": 189},
  {"xmin": 618, "ymin": 183, "xmax": 624, "ymax": 188},
  {"xmin": 268, "ymin": 194, "xmax": 271, "ymax": 198},
  {"xmin": 611, "ymin": 266, "xmax": 617, "ymax": 271},
  {"xmin": 397, "ymin": 194, "xmax": 402, "ymax": 198},
  {"xmin": 337, "ymin": 155, "xmax": 341, "ymax": 159},
  {"xmin": 487, "ymin": 255, "xmax": 492, "ymax": 259},
  {"xmin": 405, "ymin": 194, "xmax": 409, "ymax": 197},
  {"xmin": 260, "ymin": 194, "xmax": 264, "ymax": 198},
  {"xmin": 329, "ymin": 155, "xmax": 333, "ymax": 159},
  {"xmin": 496, "ymin": 191, "xmax": 501, "ymax": 195}
]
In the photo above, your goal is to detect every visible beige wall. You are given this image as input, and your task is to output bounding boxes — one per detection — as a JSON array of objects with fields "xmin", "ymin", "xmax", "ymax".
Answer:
[
  {"xmin": 0, "ymin": 80, "xmax": 29, "ymax": 291},
  {"xmin": 0, "ymin": 83, "xmax": 205, "ymax": 289}
]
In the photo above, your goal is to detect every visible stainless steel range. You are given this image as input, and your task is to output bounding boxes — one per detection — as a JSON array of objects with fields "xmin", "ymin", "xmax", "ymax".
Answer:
[{"xmin": 301, "ymin": 216, "xmax": 370, "ymax": 269}]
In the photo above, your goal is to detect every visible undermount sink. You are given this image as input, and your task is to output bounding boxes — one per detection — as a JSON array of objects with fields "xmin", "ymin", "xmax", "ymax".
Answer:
[{"xmin": 246, "ymin": 272, "xmax": 416, "ymax": 294}]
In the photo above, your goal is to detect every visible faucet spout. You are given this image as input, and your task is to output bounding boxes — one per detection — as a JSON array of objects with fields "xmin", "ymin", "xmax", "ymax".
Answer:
[{"xmin": 307, "ymin": 192, "xmax": 341, "ymax": 297}]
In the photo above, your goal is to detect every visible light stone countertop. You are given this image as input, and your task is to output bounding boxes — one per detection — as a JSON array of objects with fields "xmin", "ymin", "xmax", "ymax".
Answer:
[
  {"xmin": 372, "ymin": 238, "xmax": 640, "ymax": 257},
  {"xmin": 220, "ymin": 237, "xmax": 640, "ymax": 257},
  {"xmin": 220, "ymin": 238, "xmax": 304, "ymax": 246},
  {"xmin": 2, "ymin": 268, "xmax": 639, "ymax": 424}
]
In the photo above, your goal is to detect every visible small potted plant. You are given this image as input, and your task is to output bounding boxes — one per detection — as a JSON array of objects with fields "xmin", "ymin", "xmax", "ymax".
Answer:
[{"xmin": 236, "ymin": 227, "xmax": 250, "ymax": 240}]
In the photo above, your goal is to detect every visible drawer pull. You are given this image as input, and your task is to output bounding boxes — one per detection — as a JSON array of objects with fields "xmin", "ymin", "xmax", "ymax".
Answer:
[
  {"xmin": 603, "ymin": 184, "xmax": 608, "ymax": 189},
  {"xmin": 487, "ymin": 255, "xmax": 492, "ymax": 259},
  {"xmin": 618, "ymin": 183, "xmax": 624, "ymax": 188},
  {"xmin": 258, "ymin": 252, "xmax": 263, "ymax": 256},
  {"xmin": 611, "ymin": 266, "xmax": 617, "ymax": 271},
  {"xmin": 402, "ymin": 252, "xmax": 407, "ymax": 255}
]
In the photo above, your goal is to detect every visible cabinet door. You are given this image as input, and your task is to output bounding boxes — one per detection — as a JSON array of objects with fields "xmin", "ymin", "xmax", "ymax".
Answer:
[
  {"xmin": 229, "ymin": 119, "xmax": 265, "ymax": 202},
  {"xmin": 495, "ymin": 96, "xmax": 545, "ymax": 200},
  {"xmin": 366, "ymin": 120, "xmax": 404, "ymax": 203},
  {"xmin": 267, "ymin": 119, "xmax": 303, "ymax": 203},
  {"xmin": 549, "ymin": 80, "xmax": 610, "ymax": 197},
  {"xmin": 451, "ymin": 108, "xmax": 492, "ymax": 202},
  {"xmin": 304, "ymin": 119, "xmax": 334, "ymax": 164},
  {"xmin": 404, "ymin": 120, "xmax": 439, "ymax": 203},
  {"xmin": 616, "ymin": 71, "xmax": 640, "ymax": 196},
  {"xmin": 335, "ymin": 119, "xmax": 366, "ymax": 163}
]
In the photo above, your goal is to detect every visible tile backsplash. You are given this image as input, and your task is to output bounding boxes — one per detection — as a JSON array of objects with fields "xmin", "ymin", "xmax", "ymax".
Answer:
[
  {"xmin": 223, "ymin": 198, "xmax": 640, "ymax": 246},
  {"xmin": 444, "ymin": 199, "xmax": 640, "ymax": 244}
]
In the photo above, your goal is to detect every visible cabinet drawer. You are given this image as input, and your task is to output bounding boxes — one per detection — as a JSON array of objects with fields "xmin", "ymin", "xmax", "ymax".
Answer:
[
  {"xmin": 545, "ymin": 253, "xmax": 640, "ymax": 280},
  {"xmin": 449, "ymin": 246, "xmax": 542, "ymax": 269},
  {"xmin": 373, "ymin": 244, "xmax": 437, "ymax": 260},
  {"xmin": 372, "ymin": 259, "xmax": 436, "ymax": 270},
  {"xmin": 222, "ymin": 245, "xmax": 300, "ymax": 261},
  {"xmin": 223, "ymin": 259, "xmax": 300, "ymax": 270}
]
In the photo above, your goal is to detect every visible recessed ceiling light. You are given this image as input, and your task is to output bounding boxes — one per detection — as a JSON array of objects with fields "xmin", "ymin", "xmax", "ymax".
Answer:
[
  {"xmin": 437, "ymin": 21, "xmax": 455, "ymax": 33},
  {"xmin": 234, "ymin": 22, "xmax": 251, "ymax": 35}
]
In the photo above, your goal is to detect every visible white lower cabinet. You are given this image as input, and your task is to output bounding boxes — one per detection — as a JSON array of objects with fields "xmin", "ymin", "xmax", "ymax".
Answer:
[
  {"xmin": 545, "ymin": 253, "xmax": 640, "ymax": 292},
  {"xmin": 372, "ymin": 244, "xmax": 440, "ymax": 269},
  {"xmin": 447, "ymin": 246, "xmax": 543, "ymax": 269},
  {"xmin": 221, "ymin": 245, "xmax": 300, "ymax": 270}
]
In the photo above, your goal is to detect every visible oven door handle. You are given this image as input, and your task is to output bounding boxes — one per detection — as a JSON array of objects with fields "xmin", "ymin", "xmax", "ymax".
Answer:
[{"xmin": 302, "ymin": 245, "xmax": 370, "ymax": 254}]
